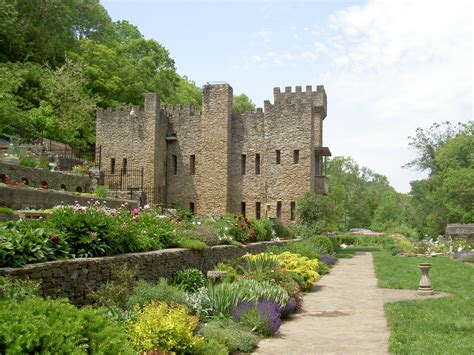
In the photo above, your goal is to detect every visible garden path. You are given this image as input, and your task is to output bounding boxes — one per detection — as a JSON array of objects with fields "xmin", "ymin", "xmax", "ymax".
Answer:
[{"xmin": 254, "ymin": 252, "xmax": 390, "ymax": 355}]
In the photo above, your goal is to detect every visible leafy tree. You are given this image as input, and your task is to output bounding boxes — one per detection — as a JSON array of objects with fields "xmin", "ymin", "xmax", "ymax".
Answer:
[{"xmin": 233, "ymin": 94, "xmax": 256, "ymax": 113}]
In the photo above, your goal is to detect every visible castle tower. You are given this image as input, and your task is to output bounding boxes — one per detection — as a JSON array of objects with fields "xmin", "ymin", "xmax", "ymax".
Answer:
[{"xmin": 197, "ymin": 83, "xmax": 233, "ymax": 215}]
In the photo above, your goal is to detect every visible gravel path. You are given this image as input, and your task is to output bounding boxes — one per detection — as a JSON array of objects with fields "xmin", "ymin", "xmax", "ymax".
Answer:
[{"xmin": 254, "ymin": 252, "xmax": 390, "ymax": 355}]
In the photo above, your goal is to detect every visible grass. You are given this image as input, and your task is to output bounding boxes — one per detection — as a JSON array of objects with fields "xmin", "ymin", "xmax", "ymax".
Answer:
[
  {"xmin": 336, "ymin": 246, "xmax": 381, "ymax": 258},
  {"xmin": 372, "ymin": 250, "xmax": 474, "ymax": 354}
]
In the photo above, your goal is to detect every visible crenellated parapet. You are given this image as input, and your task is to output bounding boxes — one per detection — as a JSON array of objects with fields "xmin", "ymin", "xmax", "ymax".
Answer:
[
  {"xmin": 162, "ymin": 104, "xmax": 201, "ymax": 117},
  {"xmin": 272, "ymin": 85, "xmax": 327, "ymax": 118}
]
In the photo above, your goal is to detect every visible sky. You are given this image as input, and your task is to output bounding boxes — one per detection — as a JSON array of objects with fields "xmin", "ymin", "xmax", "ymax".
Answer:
[{"xmin": 101, "ymin": 0, "xmax": 473, "ymax": 193}]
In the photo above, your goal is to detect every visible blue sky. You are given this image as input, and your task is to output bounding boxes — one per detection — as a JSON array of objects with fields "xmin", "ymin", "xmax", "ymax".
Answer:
[{"xmin": 101, "ymin": 0, "xmax": 472, "ymax": 193}]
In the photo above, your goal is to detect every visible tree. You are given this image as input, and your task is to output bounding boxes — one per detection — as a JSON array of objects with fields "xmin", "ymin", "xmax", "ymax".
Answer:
[{"xmin": 233, "ymin": 94, "xmax": 256, "ymax": 113}]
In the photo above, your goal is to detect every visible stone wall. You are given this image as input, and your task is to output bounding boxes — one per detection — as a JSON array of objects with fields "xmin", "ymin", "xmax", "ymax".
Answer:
[
  {"xmin": 446, "ymin": 224, "xmax": 474, "ymax": 242},
  {"xmin": 0, "ymin": 161, "xmax": 92, "ymax": 192},
  {"xmin": 0, "ymin": 185, "xmax": 138, "ymax": 210},
  {"xmin": 0, "ymin": 240, "xmax": 295, "ymax": 305}
]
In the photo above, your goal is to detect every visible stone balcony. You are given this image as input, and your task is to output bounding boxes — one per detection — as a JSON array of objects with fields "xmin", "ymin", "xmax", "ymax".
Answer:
[{"xmin": 312, "ymin": 176, "xmax": 329, "ymax": 195}]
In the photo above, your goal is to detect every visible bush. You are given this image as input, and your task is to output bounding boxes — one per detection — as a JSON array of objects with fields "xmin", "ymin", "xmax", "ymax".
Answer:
[
  {"xmin": 232, "ymin": 300, "xmax": 282, "ymax": 336},
  {"xmin": 199, "ymin": 318, "xmax": 258, "ymax": 353},
  {"xmin": 127, "ymin": 301, "xmax": 202, "ymax": 353},
  {"xmin": 126, "ymin": 279, "xmax": 189, "ymax": 309},
  {"xmin": 94, "ymin": 185, "xmax": 109, "ymax": 198},
  {"xmin": 213, "ymin": 262, "xmax": 238, "ymax": 283},
  {"xmin": 274, "ymin": 220, "xmax": 295, "ymax": 239},
  {"xmin": 317, "ymin": 262, "xmax": 330, "ymax": 275},
  {"xmin": 0, "ymin": 207, "xmax": 13, "ymax": 215},
  {"xmin": 398, "ymin": 239, "xmax": 413, "ymax": 253},
  {"xmin": 0, "ymin": 298, "xmax": 131, "ymax": 353},
  {"xmin": 311, "ymin": 235, "xmax": 334, "ymax": 254},
  {"xmin": 319, "ymin": 253, "xmax": 337, "ymax": 266},
  {"xmin": 266, "ymin": 239, "xmax": 320, "ymax": 259},
  {"xmin": 386, "ymin": 224, "xmax": 421, "ymax": 241},
  {"xmin": 171, "ymin": 268, "xmax": 206, "ymax": 293},
  {"xmin": 179, "ymin": 224, "xmax": 221, "ymax": 246},
  {"xmin": 0, "ymin": 220, "xmax": 69, "ymax": 267},
  {"xmin": 0, "ymin": 277, "xmax": 40, "ymax": 301},
  {"xmin": 185, "ymin": 287, "xmax": 214, "ymax": 319},
  {"xmin": 252, "ymin": 218, "xmax": 273, "ymax": 241},
  {"xmin": 178, "ymin": 238, "xmax": 208, "ymax": 251}
]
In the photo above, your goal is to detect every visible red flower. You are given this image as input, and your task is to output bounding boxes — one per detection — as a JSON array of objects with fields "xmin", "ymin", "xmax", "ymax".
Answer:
[
  {"xmin": 241, "ymin": 226, "xmax": 246, "ymax": 231},
  {"xmin": 50, "ymin": 235, "xmax": 59, "ymax": 245},
  {"xmin": 176, "ymin": 217, "xmax": 182, "ymax": 222},
  {"xmin": 238, "ymin": 216, "xmax": 242, "ymax": 221}
]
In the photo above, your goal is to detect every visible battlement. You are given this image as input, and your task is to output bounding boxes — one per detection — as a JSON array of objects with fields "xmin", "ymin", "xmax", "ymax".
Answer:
[
  {"xmin": 272, "ymin": 85, "xmax": 327, "ymax": 117},
  {"xmin": 97, "ymin": 106, "xmax": 144, "ymax": 116}
]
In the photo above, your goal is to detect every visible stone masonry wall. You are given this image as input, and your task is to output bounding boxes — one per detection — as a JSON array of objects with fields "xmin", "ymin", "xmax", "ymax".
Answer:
[
  {"xmin": 164, "ymin": 105, "xmax": 201, "ymax": 209},
  {"xmin": 0, "ymin": 162, "xmax": 92, "ymax": 192},
  {"xmin": 197, "ymin": 84, "xmax": 233, "ymax": 215},
  {"xmin": 0, "ymin": 240, "xmax": 295, "ymax": 305},
  {"xmin": 0, "ymin": 185, "xmax": 138, "ymax": 210}
]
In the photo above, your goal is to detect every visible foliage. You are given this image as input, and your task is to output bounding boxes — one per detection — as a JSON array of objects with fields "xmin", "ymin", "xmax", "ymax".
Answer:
[
  {"xmin": 252, "ymin": 218, "xmax": 273, "ymax": 241},
  {"xmin": 213, "ymin": 262, "xmax": 238, "ymax": 283},
  {"xmin": 273, "ymin": 220, "xmax": 295, "ymax": 239},
  {"xmin": 171, "ymin": 268, "xmax": 206, "ymax": 293},
  {"xmin": 319, "ymin": 253, "xmax": 338, "ymax": 266},
  {"xmin": 0, "ymin": 219, "xmax": 69, "ymax": 267},
  {"xmin": 0, "ymin": 276, "xmax": 40, "ymax": 301},
  {"xmin": 232, "ymin": 300, "xmax": 282, "ymax": 336},
  {"xmin": 310, "ymin": 235, "xmax": 335, "ymax": 254},
  {"xmin": 178, "ymin": 238, "xmax": 208, "ymax": 251},
  {"xmin": 126, "ymin": 301, "xmax": 202, "ymax": 353},
  {"xmin": 317, "ymin": 262, "xmax": 330, "ymax": 275},
  {"xmin": 185, "ymin": 286, "xmax": 214, "ymax": 319},
  {"xmin": 126, "ymin": 279, "xmax": 189, "ymax": 309},
  {"xmin": 0, "ymin": 297, "xmax": 131, "ymax": 353},
  {"xmin": 233, "ymin": 93, "xmax": 256, "ymax": 113},
  {"xmin": 178, "ymin": 223, "xmax": 221, "ymax": 246},
  {"xmin": 88, "ymin": 264, "xmax": 137, "ymax": 309},
  {"xmin": 266, "ymin": 239, "xmax": 321, "ymax": 260},
  {"xmin": 94, "ymin": 185, "xmax": 109, "ymax": 198},
  {"xmin": 373, "ymin": 251, "xmax": 474, "ymax": 354},
  {"xmin": 0, "ymin": 207, "xmax": 13, "ymax": 215},
  {"xmin": 199, "ymin": 318, "xmax": 258, "ymax": 353}
]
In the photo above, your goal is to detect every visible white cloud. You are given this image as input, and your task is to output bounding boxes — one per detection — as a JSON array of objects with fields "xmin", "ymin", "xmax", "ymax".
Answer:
[{"xmin": 257, "ymin": 29, "xmax": 273, "ymax": 42}]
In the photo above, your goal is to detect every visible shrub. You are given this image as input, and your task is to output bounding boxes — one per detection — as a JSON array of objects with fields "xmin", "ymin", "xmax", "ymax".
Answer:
[
  {"xmin": 274, "ymin": 220, "xmax": 295, "ymax": 239},
  {"xmin": 386, "ymin": 224, "xmax": 421, "ymax": 241},
  {"xmin": 194, "ymin": 338, "xmax": 228, "ymax": 355},
  {"xmin": 232, "ymin": 300, "xmax": 282, "ymax": 336},
  {"xmin": 180, "ymin": 224, "xmax": 221, "ymax": 246},
  {"xmin": 0, "ymin": 298, "xmax": 131, "ymax": 353},
  {"xmin": 126, "ymin": 279, "xmax": 189, "ymax": 309},
  {"xmin": 0, "ymin": 277, "xmax": 40, "ymax": 301},
  {"xmin": 266, "ymin": 239, "xmax": 320, "ymax": 259},
  {"xmin": 281, "ymin": 297, "xmax": 297, "ymax": 318},
  {"xmin": 398, "ymin": 239, "xmax": 413, "ymax": 253},
  {"xmin": 213, "ymin": 262, "xmax": 238, "ymax": 283},
  {"xmin": 171, "ymin": 268, "xmax": 206, "ymax": 293},
  {"xmin": 88, "ymin": 264, "xmax": 137, "ymax": 309},
  {"xmin": 94, "ymin": 185, "xmax": 109, "ymax": 198},
  {"xmin": 199, "ymin": 318, "xmax": 258, "ymax": 353},
  {"xmin": 317, "ymin": 262, "xmax": 330, "ymax": 275},
  {"xmin": 252, "ymin": 218, "xmax": 273, "ymax": 241},
  {"xmin": 0, "ymin": 220, "xmax": 69, "ymax": 267},
  {"xmin": 178, "ymin": 238, "xmax": 208, "ymax": 251},
  {"xmin": 0, "ymin": 207, "xmax": 13, "ymax": 215},
  {"xmin": 319, "ymin": 253, "xmax": 337, "ymax": 266},
  {"xmin": 127, "ymin": 301, "xmax": 202, "ymax": 353},
  {"xmin": 185, "ymin": 287, "xmax": 213, "ymax": 319},
  {"xmin": 311, "ymin": 235, "xmax": 334, "ymax": 254}
]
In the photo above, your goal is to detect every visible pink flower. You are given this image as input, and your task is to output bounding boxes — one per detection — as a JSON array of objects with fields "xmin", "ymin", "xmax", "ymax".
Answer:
[
  {"xmin": 90, "ymin": 231, "xmax": 97, "ymax": 238},
  {"xmin": 133, "ymin": 208, "xmax": 139, "ymax": 216},
  {"xmin": 143, "ymin": 204, "xmax": 150, "ymax": 211},
  {"xmin": 111, "ymin": 210, "xmax": 117, "ymax": 217}
]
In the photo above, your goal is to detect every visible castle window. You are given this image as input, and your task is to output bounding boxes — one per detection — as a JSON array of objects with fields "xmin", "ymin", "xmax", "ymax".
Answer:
[
  {"xmin": 241, "ymin": 154, "xmax": 246, "ymax": 175},
  {"xmin": 256, "ymin": 202, "xmax": 261, "ymax": 219},
  {"xmin": 276, "ymin": 150, "xmax": 281, "ymax": 164},
  {"xmin": 290, "ymin": 201, "xmax": 296, "ymax": 221},
  {"xmin": 190, "ymin": 155, "xmax": 196, "ymax": 175},
  {"xmin": 111, "ymin": 158, "xmax": 115, "ymax": 174},
  {"xmin": 277, "ymin": 201, "xmax": 282, "ymax": 219},
  {"xmin": 123, "ymin": 158, "xmax": 127, "ymax": 175},
  {"xmin": 255, "ymin": 154, "xmax": 261, "ymax": 175},
  {"xmin": 190, "ymin": 202, "xmax": 195, "ymax": 214},
  {"xmin": 173, "ymin": 155, "xmax": 177, "ymax": 175},
  {"xmin": 241, "ymin": 202, "xmax": 246, "ymax": 216},
  {"xmin": 293, "ymin": 150, "xmax": 299, "ymax": 164}
]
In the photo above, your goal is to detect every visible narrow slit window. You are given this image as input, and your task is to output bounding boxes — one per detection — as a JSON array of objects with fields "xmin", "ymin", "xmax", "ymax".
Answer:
[
  {"xmin": 190, "ymin": 202, "xmax": 195, "ymax": 214},
  {"xmin": 255, "ymin": 154, "xmax": 261, "ymax": 175},
  {"xmin": 256, "ymin": 202, "xmax": 261, "ymax": 220},
  {"xmin": 241, "ymin": 154, "xmax": 246, "ymax": 175},
  {"xmin": 290, "ymin": 201, "xmax": 296, "ymax": 221},
  {"xmin": 190, "ymin": 155, "xmax": 196, "ymax": 175},
  {"xmin": 122, "ymin": 158, "xmax": 127, "ymax": 175},
  {"xmin": 277, "ymin": 201, "xmax": 282, "ymax": 219},
  {"xmin": 173, "ymin": 155, "xmax": 177, "ymax": 175},
  {"xmin": 314, "ymin": 153, "xmax": 321, "ymax": 176},
  {"xmin": 276, "ymin": 150, "xmax": 281, "ymax": 164},
  {"xmin": 241, "ymin": 202, "xmax": 246, "ymax": 216},
  {"xmin": 293, "ymin": 150, "xmax": 299, "ymax": 164},
  {"xmin": 110, "ymin": 158, "xmax": 115, "ymax": 174}
]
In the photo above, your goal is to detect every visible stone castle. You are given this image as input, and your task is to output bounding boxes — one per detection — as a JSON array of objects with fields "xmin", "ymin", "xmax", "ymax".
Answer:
[{"xmin": 96, "ymin": 83, "xmax": 331, "ymax": 222}]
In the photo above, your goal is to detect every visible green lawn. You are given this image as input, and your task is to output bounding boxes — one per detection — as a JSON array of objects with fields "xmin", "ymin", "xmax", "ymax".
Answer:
[{"xmin": 372, "ymin": 251, "xmax": 474, "ymax": 355}]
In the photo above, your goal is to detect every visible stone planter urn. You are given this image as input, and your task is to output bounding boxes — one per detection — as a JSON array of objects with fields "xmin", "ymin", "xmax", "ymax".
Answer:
[{"xmin": 418, "ymin": 263, "xmax": 434, "ymax": 295}]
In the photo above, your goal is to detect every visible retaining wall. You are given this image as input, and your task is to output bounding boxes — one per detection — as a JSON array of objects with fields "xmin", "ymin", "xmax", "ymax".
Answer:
[
  {"xmin": 0, "ymin": 240, "xmax": 294, "ymax": 305},
  {"xmin": 0, "ymin": 185, "xmax": 138, "ymax": 210},
  {"xmin": 0, "ymin": 161, "xmax": 92, "ymax": 192}
]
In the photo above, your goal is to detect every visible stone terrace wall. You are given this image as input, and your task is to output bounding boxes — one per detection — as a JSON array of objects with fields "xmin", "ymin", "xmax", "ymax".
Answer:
[
  {"xmin": 0, "ymin": 162, "xmax": 92, "ymax": 192},
  {"xmin": 0, "ymin": 240, "xmax": 295, "ymax": 305},
  {"xmin": 0, "ymin": 185, "xmax": 138, "ymax": 210},
  {"xmin": 446, "ymin": 223, "xmax": 474, "ymax": 242}
]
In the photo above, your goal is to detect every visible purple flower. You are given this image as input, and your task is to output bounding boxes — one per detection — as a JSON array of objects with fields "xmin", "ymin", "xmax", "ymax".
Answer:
[
  {"xmin": 232, "ymin": 300, "xmax": 282, "ymax": 336},
  {"xmin": 281, "ymin": 297, "xmax": 297, "ymax": 318},
  {"xmin": 319, "ymin": 253, "xmax": 337, "ymax": 266}
]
